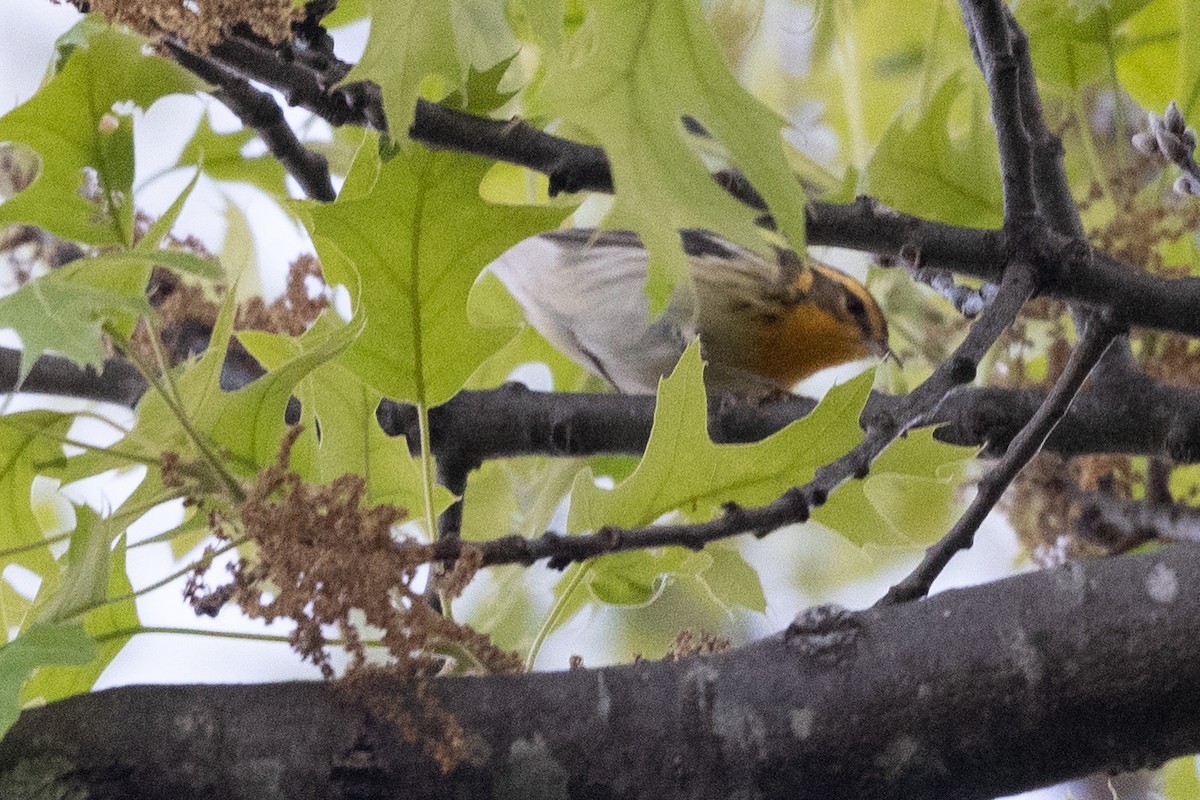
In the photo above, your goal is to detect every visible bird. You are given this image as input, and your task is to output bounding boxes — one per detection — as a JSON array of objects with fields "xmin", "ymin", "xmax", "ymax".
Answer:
[{"xmin": 487, "ymin": 228, "xmax": 891, "ymax": 396}]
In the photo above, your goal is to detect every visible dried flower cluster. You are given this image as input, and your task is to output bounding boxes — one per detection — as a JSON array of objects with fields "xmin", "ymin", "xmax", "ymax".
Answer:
[
  {"xmin": 185, "ymin": 430, "xmax": 521, "ymax": 771},
  {"xmin": 238, "ymin": 254, "xmax": 330, "ymax": 337},
  {"xmin": 64, "ymin": 0, "xmax": 298, "ymax": 50}
]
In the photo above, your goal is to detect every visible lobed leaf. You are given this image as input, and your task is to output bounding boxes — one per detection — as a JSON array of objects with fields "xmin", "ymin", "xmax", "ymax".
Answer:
[
  {"xmin": 301, "ymin": 139, "xmax": 567, "ymax": 407},
  {"xmin": 0, "ymin": 25, "xmax": 203, "ymax": 245},
  {"xmin": 0, "ymin": 622, "xmax": 94, "ymax": 737}
]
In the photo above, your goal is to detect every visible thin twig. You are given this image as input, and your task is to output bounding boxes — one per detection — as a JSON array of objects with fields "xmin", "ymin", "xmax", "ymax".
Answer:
[
  {"xmin": 959, "ymin": 0, "xmax": 1037, "ymax": 228},
  {"xmin": 163, "ymin": 40, "xmax": 336, "ymax": 201},
  {"xmin": 878, "ymin": 309, "xmax": 1122, "ymax": 605}
]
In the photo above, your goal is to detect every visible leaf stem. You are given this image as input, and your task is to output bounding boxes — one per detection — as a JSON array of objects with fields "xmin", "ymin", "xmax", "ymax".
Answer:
[
  {"xmin": 0, "ymin": 415, "xmax": 158, "ymax": 468},
  {"xmin": 108, "ymin": 326, "xmax": 245, "ymax": 502},
  {"xmin": 526, "ymin": 563, "xmax": 587, "ymax": 671},
  {"xmin": 0, "ymin": 533, "xmax": 69, "ymax": 560},
  {"xmin": 92, "ymin": 624, "xmax": 386, "ymax": 649},
  {"xmin": 416, "ymin": 402, "xmax": 453, "ymax": 619}
]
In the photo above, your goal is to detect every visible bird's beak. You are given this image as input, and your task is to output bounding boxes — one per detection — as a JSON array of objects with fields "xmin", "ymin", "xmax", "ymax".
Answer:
[{"xmin": 870, "ymin": 339, "xmax": 902, "ymax": 368}]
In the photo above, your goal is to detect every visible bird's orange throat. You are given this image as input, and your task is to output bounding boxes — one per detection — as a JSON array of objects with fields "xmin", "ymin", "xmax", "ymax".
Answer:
[{"xmin": 748, "ymin": 302, "xmax": 870, "ymax": 387}]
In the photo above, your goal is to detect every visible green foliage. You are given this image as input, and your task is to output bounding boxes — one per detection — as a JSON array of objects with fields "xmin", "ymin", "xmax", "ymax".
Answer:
[
  {"xmin": 567, "ymin": 343, "xmax": 869, "ymax": 531},
  {"xmin": 865, "ymin": 73, "xmax": 1002, "ymax": 229},
  {"xmin": 1116, "ymin": 0, "xmax": 1200, "ymax": 119},
  {"xmin": 1164, "ymin": 756, "xmax": 1200, "ymax": 799},
  {"xmin": 301, "ymin": 139, "xmax": 566, "ymax": 407},
  {"xmin": 343, "ymin": 0, "xmax": 460, "ymax": 137},
  {"xmin": 510, "ymin": 344, "xmax": 967, "ymax": 657},
  {"xmin": 0, "ymin": 269, "xmax": 148, "ymax": 383},
  {"xmin": 538, "ymin": 0, "xmax": 805, "ymax": 308},
  {"xmin": 21, "ymin": 534, "xmax": 136, "ymax": 707},
  {"xmin": 0, "ymin": 623, "xmax": 94, "ymax": 734},
  {"xmin": 0, "ymin": 139, "xmax": 216, "ymax": 383},
  {"xmin": 799, "ymin": 0, "xmax": 974, "ymax": 176},
  {"xmin": 1017, "ymin": 0, "xmax": 1153, "ymax": 90},
  {"xmin": 0, "ymin": 25, "xmax": 202, "ymax": 244},
  {"xmin": 130, "ymin": 294, "xmax": 359, "ymax": 479},
  {"xmin": 0, "ymin": 413, "xmax": 73, "ymax": 578},
  {"xmin": 238, "ymin": 325, "xmax": 455, "ymax": 516}
]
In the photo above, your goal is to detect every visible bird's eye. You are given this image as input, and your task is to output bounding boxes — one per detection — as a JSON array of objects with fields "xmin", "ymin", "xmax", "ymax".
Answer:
[{"xmin": 846, "ymin": 293, "xmax": 866, "ymax": 316}]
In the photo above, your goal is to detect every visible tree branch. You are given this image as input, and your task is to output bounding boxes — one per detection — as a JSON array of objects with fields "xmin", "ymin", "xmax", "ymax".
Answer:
[
  {"xmin": 5, "ymin": 544, "xmax": 1200, "ymax": 799},
  {"xmin": 162, "ymin": 40, "xmax": 336, "ymax": 201},
  {"xmin": 14, "ymin": 344, "xmax": 1200, "ymax": 466},
  {"xmin": 880, "ymin": 309, "xmax": 1121, "ymax": 604},
  {"xmin": 959, "ymin": 0, "xmax": 1037, "ymax": 229}
]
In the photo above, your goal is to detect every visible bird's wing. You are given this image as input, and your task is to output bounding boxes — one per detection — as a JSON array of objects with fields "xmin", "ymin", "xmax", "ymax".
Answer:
[{"xmin": 487, "ymin": 232, "xmax": 696, "ymax": 394}]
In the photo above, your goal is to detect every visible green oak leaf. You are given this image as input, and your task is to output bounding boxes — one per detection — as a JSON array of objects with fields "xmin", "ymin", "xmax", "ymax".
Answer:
[
  {"xmin": 696, "ymin": 541, "xmax": 766, "ymax": 613},
  {"xmin": 0, "ymin": 580, "xmax": 32, "ymax": 637},
  {"xmin": 795, "ymin": 0, "xmax": 975, "ymax": 187},
  {"xmin": 0, "ymin": 25, "xmax": 204, "ymax": 245},
  {"xmin": 0, "ymin": 412, "xmax": 73, "ymax": 577},
  {"xmin": 865, "ymin": 73, "xmax": 1003, "ymax": 229},
  {"xmin": 464, "ymin": 269, "xmax": 588, "ymax": 391},
  {"xmin": 537, "ymin": 0, "xmax": 804, "ymax": 306},
  {"xmin": 507, "ymin": 0, "xmax": 567, "ymax": 49},
  {"xmin": 300, "ymin": 140, "xmax": 567, "ymax": 406},
  {"xmin": 0, "ymin": 273, "xmax": 149, "ymax": 384},
  {"xmin": 0, "ymin": 229, "xmax": 218, "ymax": 384},
  {"xmin": 1073, "ymin": 0, "xmax": 1114, "ymax": 18},
  {"xmin": 342, "ymin": 0, "xmax": 460, "ymax": 138},
  {"xmin": 0, "ymin": 622, "xmax": 94, "ymax": 736},
  {"xmin": 444, "ymin": 53, "xmax": 520, "ymax": 115},
  {"xmin": 132, "ymin": 298, "xmax": 362, "ymax": 479},
  {"xmin": 558, "ymin": 342, "xmax": 866, "ymax": 618},
  {"xmin": 586, "ymin": 548, "xmax": 695, "ymax": 606},
  {"xmin": 1117, "ymin": 0, "xmax": 1200, "ymax": 120},
  {"xmin": 59, "ymin": 294, "xmax": 361, "ymax": 523},
  {"xmin": 453, "ymin": 0, "xmax": 522, "ymax": 76},
  {"xmin": 137, "ymin": 164, "xmax": 203, "ymax": 254},
  {"xmin": 1018, "ymin": 0, "xmax": 1153, "ymax": 90},
  {"xmin": 22, "ymin": 535, "xmax": 137, "ymax": 704},
  {"xmin": 815, "ymin": 427, "xmax": 973, "ymax": 548},
  {"xmin": 238, "ymin": 325, "xmax": 454, "ymax": 518},
  {"xmin": 32, "ymin": 507, "xmax": 113, "ymax": 625},
  {"xmin": 567, "ymin": 342, "xmax": 871, "ymax": 533}
]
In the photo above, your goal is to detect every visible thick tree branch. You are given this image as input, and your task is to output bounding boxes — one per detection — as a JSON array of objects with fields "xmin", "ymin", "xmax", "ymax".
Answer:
[
  {"xmin": 4, "ymin": 544, "xmax": 1200, "ymax": 800},
  {"xmin": 1075, "ymin": 491, "xmax": 1200, "ymax": 550},
  {"xmin": 13, "ymin": 345, "xmax": 1200, "ymax": 467}
]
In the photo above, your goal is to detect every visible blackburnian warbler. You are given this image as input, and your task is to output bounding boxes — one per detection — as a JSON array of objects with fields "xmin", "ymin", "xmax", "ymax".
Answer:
[{"xmin": 489, "ymin": 228, "xmax": 890, "ymax": 395}]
